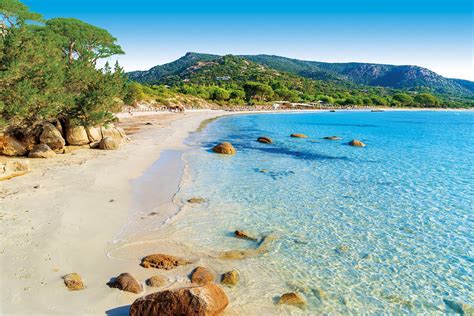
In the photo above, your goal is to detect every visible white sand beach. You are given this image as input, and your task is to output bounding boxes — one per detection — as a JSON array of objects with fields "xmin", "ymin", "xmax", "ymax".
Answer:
[{"xmin": 0, "ymin": 110, "xmax": 226, "ymax": 315}]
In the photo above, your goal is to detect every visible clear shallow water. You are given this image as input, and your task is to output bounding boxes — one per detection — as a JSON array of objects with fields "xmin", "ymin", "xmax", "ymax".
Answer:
[{"xmin": 175, "ymin": 111, "xmax": 473, "ymax": 314}]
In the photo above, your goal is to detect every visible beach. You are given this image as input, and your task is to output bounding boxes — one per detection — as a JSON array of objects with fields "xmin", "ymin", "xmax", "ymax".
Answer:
[{"xmin": 0, "ymin": 110, "xmax": 227, "ymax": 315}]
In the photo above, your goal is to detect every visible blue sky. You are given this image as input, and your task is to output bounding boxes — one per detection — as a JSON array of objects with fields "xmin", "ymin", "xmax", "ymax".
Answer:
[{"xmin": 24, "ymin": 0, "xmax": 473, "ymax": 80}]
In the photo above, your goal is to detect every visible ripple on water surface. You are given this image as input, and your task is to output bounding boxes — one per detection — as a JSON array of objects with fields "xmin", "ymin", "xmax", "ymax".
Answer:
[{"xmin": 173, "ymin": 111, "xmax": 474, "ymax": 314}]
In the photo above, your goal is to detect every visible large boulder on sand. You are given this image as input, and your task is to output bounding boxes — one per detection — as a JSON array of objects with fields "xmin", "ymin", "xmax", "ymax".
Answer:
[
  {"xmin": 100, "ymin": 125, "xmax": 128, "ymax": 145},
  {"xmin": 190, "ymin": 267, "xmax": 215, "ymax": 285},
  {"xmin": 107, "ymin": 272, "xmax": 142, "ymax": 294},
  {"xmin": 129, "ymin": 284, "xmax": 229, "ymax": 316},
  {"xmin": 348, "ymin": 139, "xmax": 366, "ymax": 147},
  {"xmin": 65, "ymin": 125, "xmax": 89, "ymax": 146},
  {"xmin": 212, "ymin": 142, "xmax": 236, "ymax": 155},
  {"xmin": 290, "ymin": 133, "xmax": 308, "ymax": 138},
  {"xmin": 63, "ymin": 273, "xmax": 84, "ymax": 291},
  {"xmin": 86, "ymin": 126, "xmax": 102, "ymax": 143},
  {"xmin": 146, "ymin": 275, "xmax": 167, "ymax": 288},
  {"xmin": 0, "ymin": 134, "xmax": 28, "ymax": 156},
  {"xmin": 28, "ymin": 144, "xmax": 56, "ymax": 158},
  {"xmin": 0, "ymin": 160, "xmax": 31, "ymax": 181},
  {"xmin": 141, "ymin": 254, "xmax": 191, "ymax": 270},
  {"xmin": 98, "ymin": 137, "xmax": 119, "ymax": 150},
  {"xmin": 39, "ymin": 123, "xmax": 65, "ymax": 150}
]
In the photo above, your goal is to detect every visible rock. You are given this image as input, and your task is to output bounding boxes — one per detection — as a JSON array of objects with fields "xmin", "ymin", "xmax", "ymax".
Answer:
[
  {"xmin": 212, "ymin": 142, "xmax": 236, "ymax": 155},
  {"xmin": 141, "ymin": 254, "xmax": 191, "ymax": 270},
  {"xmin": 220, "ymin": 235, "xmax": 276, "ymax": 259},
  {"xmin": 312, "ymin": 288, "xmax": 327, "ymax": 300},
  {"xmin": 145, "ymin": 122, "xmax": 153, "ymax": 125},
  {"xmin": 278, "ymin": 292, "xmax": 307, "ymax": 309},
  {"xmin": 336, "ymin": 245, "xmax": 350, "ymax": 253},
  {"xmin": 63, "ymin": 273, "xmax": 84, "ymax": 291},
  {"xmin": 28, "ymin": 144, "xmax": 56, "ymax": 158},
  {"xmin": 290, "ymin": 133, "xmax": 308, "ymax": 138},
  {"xmin": 348, "ymin": 139, "xmax": 366, "ymax": 147},
  {"xmin": 0, "ymin": 160, "xmax": 31, "ymax": 181},
  {"xmin": 257, "ymin": 136, "xmax": 272, "ymax": 144},
  {"xmin": 129, "ymin": 284, "xmax": 229, "ymax": 316},
  {"xmin": 101, "ymin": 125, "xmax": 129, "ymax": 145},
  {"xmin": 234, "ymin": 230, "xmax": 258, "ymax": 241},
  {"xmin": 98, "ymin": 137, "xmax": 119, "ymax": 150},
  {"xmin": 86, "ymin": 126, "xmax": 102, "ymax": 143},
  {"xmin": 187, "ymin": 197, "xmax": 206, "ymax": 204},
  {"xmin": 146, "ymin": 275, "xmax": 166, "ymax": 288},
  {"xmin": 107, "ymin": 272, "xmax": 142, "ymax": 294},
  {"xmin": 65, "ymin": 125, "xmax": 89, "ymax": 146},
  {"xmin": 323, "ymin": 136, "xmax": 342, "ymax": 140},
  {"xmin": 39, "ymin": 123, "xmax": 65, "ymax": 150},
  {"xmin": 0, "ymin": 134, "xmax": 28, "ymax": 156},
  {"xmin": 444, "ymin": 299, "xmax": 474, "ymax": 315},
  {"xmin": 221, "ymin": 270, "xmax": 239, "ymax": 287},
  {"xmin": 190, "ymin": 267, "xmax": 215, "ymax": 286}
]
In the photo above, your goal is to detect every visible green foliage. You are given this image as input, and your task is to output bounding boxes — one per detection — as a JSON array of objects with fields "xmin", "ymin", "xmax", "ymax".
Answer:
[
  {"xmin": 0, "ymin": 0, "xmax": 126, "ymax": 130},
  {"xmin": 243, "ymin": 82, "xmax": 274, "ymax": 102},
  {"xmin": 413, "ymin": 93, "xmax": 439, "ymax": 107}
]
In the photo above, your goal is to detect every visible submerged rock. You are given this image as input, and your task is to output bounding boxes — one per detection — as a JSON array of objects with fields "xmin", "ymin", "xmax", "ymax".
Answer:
[
  {"xmin": 107, "ymin": 272, "xmax": 142, "ymax": 294},
  {"xmin": 141, "ymin": 254, "xmax": 191, "ymax": 270},
  {"xmin": 129, "ymin": 284, "xmax": 229, "ymax": 316},
  {"xmin": 444, "ymin": 299, "xmax": 474, "ymax": 315},
  {"xmin": 63, "ymin": 273, "xmax": 84, "ymax": 291},
  {"xmin": 212, "ymin": 142, "xmax": 236, "ymax": 155},
  {"xmin": 312, "ymin": 288, "xmax": 328, "ymax": 301},
  {"xmin": 336, "ymin": 245, "xmax": 350, "ymax": 253},
  {"xmin": 234, "ymin": 230, "xmax": 258, "ymax": 241},
  {"xmin": 28, "ymin": 144, "xmax": 56, "ymax": 158},
  {"xmin": 278, "ymin": 292, "xmax": 307, "ymax": 309},
  {"xmin": 348, "ymin": 139, "xmax": 366, "ymax": 147},
  {"xmin": 257, "ymin": 136, "xmax": 273, "ymax": 144},
  {"xmin": 221, "ymin": 270, "xmax": 239, "ymax": 287},
  {"xmin": 98, "ymin": 136, "xmax": 119, "ymax": 150},
  {"xmin": 146, "ymin": 275, "xmax": 166, "ymax": 288},
  {"xmin": 220, "ymin": 235, "xmax": 276, "ymax": 259},
  {"xmin": 190, "ymin": 266, "xmax": 215, "ymax": 285},
  {"xmin": 0, "ymin": 160, "xmax": 31, "ymax": 181},
  {"xmin": 187, "ymin": 197, "xmax": 206, "ymax": 204},
  {"xmin": 290, "ymin": 133, "xmax": 308, "ymax": 138},
  {"xmin": 323, "ymin": 136, "xmax": 342, "ymax": 140}
]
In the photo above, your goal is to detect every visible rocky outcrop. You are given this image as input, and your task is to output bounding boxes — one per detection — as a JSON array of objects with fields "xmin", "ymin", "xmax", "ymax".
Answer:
[
  {"xmin": 234, "ymin": 230, "xmax": 258, "ymax": 241},
  {"xmin": 101, "ymin": 125, "xmax": 128, "ymax": 145},
  {"xmin": 0, "ymin": 134, "xmax": 28, "ymax": 156},
  {"xmin": 257, "ymin": 136, "xmax": 273, "ymax": 144},
  {"xmin": 348, "ymin": 139, "xmax": 366, "ymax": 147},
  {"xmin": 0, "ymin": 160, "xmax": 31, "ymax": 181},
  {"xmin": 146, "ymin": 275, "xmax": 167, "ymax": 288},
  {"xmin": 278, "ymin": 292, "xmax": 307, "ymax": 309},
  {"xmin": 39, "ymin": 123, "xmax": 65, "ymax": 150},
  {"xmin": 28, "ymin": 144, "xmax": 56, "ymax": 158},
  {"xmin": 86, "ymin": 126, "xmax": 102, "ymax": 143},
  {"xmin": 63, "ymin": 273, "xmax": 84, "ymax": 291},
  {"xmin": 107, "ymin": 272, "xmax": 142, "ymax": 294},
  {"xmin": 212, "ymin": 142, "xmax": 236, "ymax": 155},
  {"xmin": 290, "ymin": 133, "xmax": 308, "ymax": 138},
  {"xmin": 65, "ymin": 125, "xmax": 89, "ymax": 146},
  {"xmin": 98, "ymin": 137, "xmax": 119, "ymax": 150},
  {"xmin": 221, "ymin": 270, "xmax": 239, "ymax": 287},
  {"xmin": 323, "ymin": 136, "xmax": 342, "ymax": 140},
  {"xmin": 141, "ymin": 254, "xmax": 191, "ymax": 270},
  {"xmin": 190, "ymin": 267, "xmax": 215, "ymax": 286},
  {"xmin": 129, "ymin": 284, "xmax": 229, "ymax": 316}
]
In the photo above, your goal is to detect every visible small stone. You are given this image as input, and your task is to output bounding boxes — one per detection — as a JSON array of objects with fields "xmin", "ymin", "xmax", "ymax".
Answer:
[
  {"xmin": 107, "ymin": 272, "xmax": 142, "ymax": 294},
  {"xmin": 323, "ymin": 136, "xmax": 342, "ymax": 140},
  {"xmin": 234, "ymin": 230, "xmax": 258, "ymax": 241},
  {"xmin": 257, "ymin": 136, "xmax": 273, "ymax": 144},
  {"xmin": 348, "ymin": 139, "xmax": 366, "ymax": 147},
  {"xmin": 190, "ymin": 266, "xmax": 215, "ymax": 285},
  {"xmin": 278, "ymin": 292, "xmax": 307, "ymax": 309},
  {"xmin": 145, "ymin": 122, "xmax": 153, "ymax": 125},
  {"xmin": 141, "ymin": 254, "xmax": 191, "ymax": 270},
  {"xmin": 212, "ymin": 142, "xmax": 236, "ymax": 155},
  {"xmin": 187, "ymin": 197, "xmax": 206, "ymax": 204},
  {"xmin": 146, "ymin": 275, "xmax": 166, "ymax": 288},
  {"xmin": 336, "ymin": 245, "xmax": 350, "ymax": 253},
  {"xmin": 290, "ymin": 133, "xmax": 308, "ymax": 138},
  {"xmin": 63, "ymin": 273, "xmax": 84, "ymax": 291},
  {"xmin": 28, "ymin": 144, "xmax": 56, "ymax": 158},
  {"xmin": 312, "ymin": 288, "xmax": 327, "ymax": 300},
  {"xmin": 221, "ymin": 270, "xmax": 239, "ymax": 287}
]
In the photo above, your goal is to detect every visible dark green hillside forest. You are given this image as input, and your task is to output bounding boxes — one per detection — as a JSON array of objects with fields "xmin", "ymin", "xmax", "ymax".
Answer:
[{"xmin": 0, "ymin": 0, "xmax": 128, "ymax": 131}]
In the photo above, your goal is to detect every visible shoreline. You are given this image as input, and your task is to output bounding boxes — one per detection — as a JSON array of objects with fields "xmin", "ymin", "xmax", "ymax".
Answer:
[{"xmin": 1, "ymin": 108, "xmax": 472, "ymax": 314}]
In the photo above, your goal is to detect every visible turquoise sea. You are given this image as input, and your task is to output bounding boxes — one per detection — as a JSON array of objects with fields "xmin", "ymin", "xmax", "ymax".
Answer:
[{"xmin": 175, "ymin": 111, "xmax": 473, "ymax": 314}]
